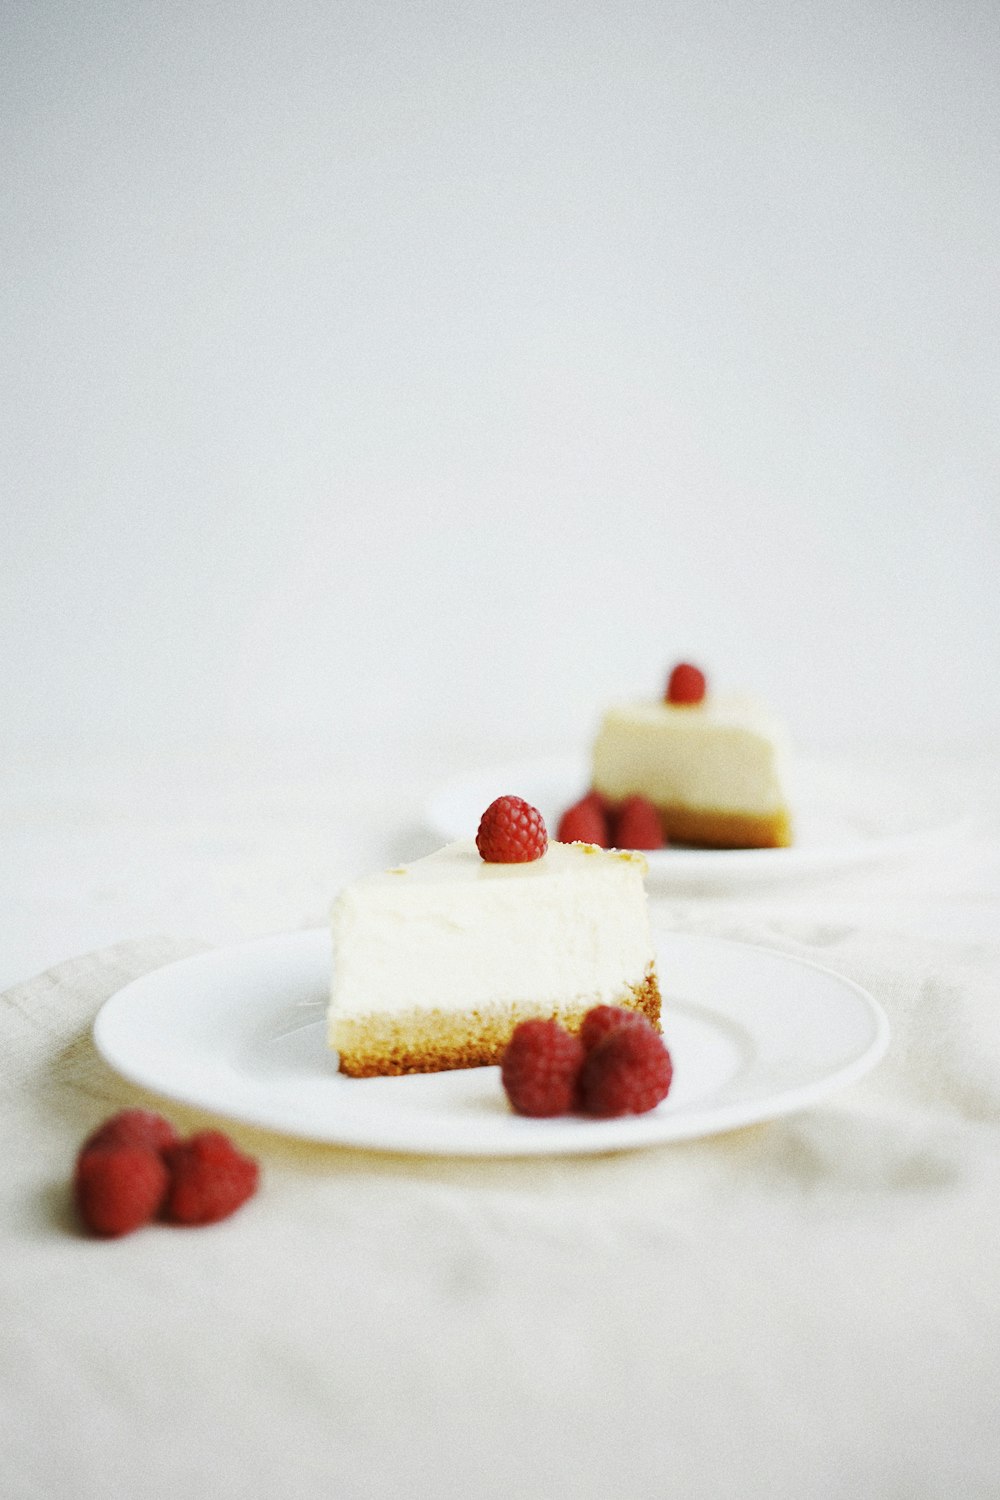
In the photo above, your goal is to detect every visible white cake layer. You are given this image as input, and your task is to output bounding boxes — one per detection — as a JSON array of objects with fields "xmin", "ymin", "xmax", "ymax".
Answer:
[
  {"xmin": 330, "ymin": 839, "xmax": 654, "ymax": 1021},
  {"xmin": 592, "ymin": 695, "xmax": 790, "ymax": 814}
]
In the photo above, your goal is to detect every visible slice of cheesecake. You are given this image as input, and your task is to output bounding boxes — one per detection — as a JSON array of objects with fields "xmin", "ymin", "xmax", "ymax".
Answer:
[
  {"xmin": 592, "ymin": 693, "xmax": 793, "ymax": 849},
  {"xmin": 329, "ymin": 838, "xmax": 660, "ymax": 1077}
]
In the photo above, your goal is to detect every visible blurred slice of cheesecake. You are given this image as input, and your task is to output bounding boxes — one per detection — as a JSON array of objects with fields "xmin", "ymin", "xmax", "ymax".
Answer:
[{"xmin": 591, "ymin": 664, "xmax": 793, "ymax": 850}]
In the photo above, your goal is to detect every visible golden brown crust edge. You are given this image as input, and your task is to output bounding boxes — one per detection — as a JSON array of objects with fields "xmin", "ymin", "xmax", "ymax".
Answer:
[
  {"xmin": 332, "ymin": 967, "xmax": 662, "ymax": 1078},
  {"xmin": 655, "ymin": 803, "xmax": 792, "ymax": 849}
]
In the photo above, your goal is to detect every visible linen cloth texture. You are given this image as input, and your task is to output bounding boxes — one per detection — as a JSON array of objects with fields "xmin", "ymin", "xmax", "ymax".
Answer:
[{"xmin": 3, "ymin": 785, "xmax": 1000, "ymax": 1500}]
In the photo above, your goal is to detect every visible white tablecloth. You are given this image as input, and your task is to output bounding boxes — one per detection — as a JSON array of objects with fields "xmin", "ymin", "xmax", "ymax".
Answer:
[{"xmin": 3, "ymin": 750, "xmax": 999, "ymax": 1499}]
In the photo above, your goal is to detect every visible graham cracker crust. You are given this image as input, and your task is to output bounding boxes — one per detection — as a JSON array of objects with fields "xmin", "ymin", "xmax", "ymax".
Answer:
[
  {"xmin": 655, "ymin": 803, "xmax": 792, "ymax": 849},
  {"xmin": 332, "ymin": 966, "xmax": 661, "ymax": 1078}
]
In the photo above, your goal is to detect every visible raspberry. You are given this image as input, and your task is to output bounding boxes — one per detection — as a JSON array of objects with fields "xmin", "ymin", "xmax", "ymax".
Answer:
[
  {"xmin": 501, "ymin": 1019, "xmax": 585, "ymax": 1117},
  {"xmin": 578, "ymin": 1016, "xmax": 673, "ymax": 1118},
  {"xmin": 580, "ymin": 789, "xmax": 613, "ymax": 814},
  {"xmin": 74, "ymin": 1143, "xmax": 169, "ymax": 1237},
  {"xmin": 613, "ymin": 795, "xmax": 664, "ymax": 850},
  {"xmin": 665, "ymin": 662, "xmax": 706, "ymax": 705},
  {"xmin": 557, "ymin": 796, "xmax": 610, "ymax": 846},
  {"xmin": 162, "ymin": 1130, "xmax": 259, "ymax": 1226},
  {"xmin": 80, "ymin": 1108, "xmax": 180, "ymax": 1158},
  {"xmin": 579, "ymin": 1004, "xmax": 644, "ymax": 1052},
  {"xmin": 476, "ymin": 796, "xmax": 548, "ymax": 863}
]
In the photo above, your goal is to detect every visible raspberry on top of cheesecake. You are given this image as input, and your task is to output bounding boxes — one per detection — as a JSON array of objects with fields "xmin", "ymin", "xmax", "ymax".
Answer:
[
  {"xmin": 328, "ymin": 796, "xmax": 661, "ymax": 1078},
  {"xmin": 590, "ymin": 662, "xmax": 793, "ymax": 850}
]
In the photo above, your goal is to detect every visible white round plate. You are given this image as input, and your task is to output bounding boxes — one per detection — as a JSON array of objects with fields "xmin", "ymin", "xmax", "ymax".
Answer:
[
  {"xmin": 93, "ymin": 926, "xmax": 889, "ymax": 1157},
  {"xmin": 424, "ymin": 755, "xmax": 967, "ymax": 885}
]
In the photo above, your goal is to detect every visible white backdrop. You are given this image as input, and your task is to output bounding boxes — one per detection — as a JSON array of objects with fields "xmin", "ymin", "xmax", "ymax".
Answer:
[{"xmin": 3, "ymin": 0, "xmax": 998, "ymax": 770}]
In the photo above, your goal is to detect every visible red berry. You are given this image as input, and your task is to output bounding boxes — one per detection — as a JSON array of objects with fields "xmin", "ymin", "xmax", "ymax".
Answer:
[
  {"xmin": 665, "ymin": 662, "xmax": 706, "ymax": 705},
  {"xmin": 557, "ymin": 796, "xmax": 610, "ymax": 846},
  {"xmin": 581, "ymin": 789, "xmax": 613, "ymax": 815},
  {"xmin": 578, "ymin": 1017, "xmax": 673, "ymax": 1118},
  {"xmin": 579, "ymin": 1004, "xmax": 644, "ymax": 1052},
  {"xmin": 476, "ymin": 796, "xmax": 548, "ymax": 863},
  {"xmin": 74, "ymin": 1143, "xmax": 169, "ymax": 1237},
  {"xmin": 501, "ymin": 1019, "xmax": 585, "ymax": 1117},
  {"xmin": 613, "ymin": 795, "xmax": 664, "ymax": 850},
  {"xmin": 80, "ymin": 1108, "xmax": 180, "ymax": 1158},
  {"xmin": 162, "ymin": 1130, "xmax": 259, "ymax": 1226}
]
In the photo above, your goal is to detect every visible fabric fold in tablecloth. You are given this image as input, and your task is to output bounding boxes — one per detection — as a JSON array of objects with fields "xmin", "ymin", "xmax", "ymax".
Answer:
[{"xmin": 2, "ymin": 912, "xmax": 1000, "ymax": 1500}]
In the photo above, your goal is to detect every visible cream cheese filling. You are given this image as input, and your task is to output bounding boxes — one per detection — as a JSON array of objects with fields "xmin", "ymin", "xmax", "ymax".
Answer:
[
  {"xmin": 329, "ymin": 840, "xmax": 654, "ymax": 1024},
  {"xmin": 592, "ymin": 695, "xmax": 790, "ymax": 815}
]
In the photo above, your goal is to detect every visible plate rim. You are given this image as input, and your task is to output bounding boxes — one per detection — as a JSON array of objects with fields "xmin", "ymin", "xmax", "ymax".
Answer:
[{"xmin": 93, "ymin": 926, "xmax": 891, "ymax": 1158}]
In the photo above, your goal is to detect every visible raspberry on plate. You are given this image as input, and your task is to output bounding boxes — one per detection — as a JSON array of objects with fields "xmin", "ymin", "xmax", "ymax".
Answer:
[
  {"xmin": 579, "ymin": 1004, "xmax": 644, "ymax": 1053},
  {"xmin": 476, "ymin": 795, "xmax": 548, "ymax": 864},
  {"xmin": 557, "ymin": 796, "xmax": 610, "ymax": 847},
  {"xmin": 665, "ymin": 662, "xmax": 706, "ymax": 705},
  {"xmin": 74, "ymin": 1143, "xmax": 170, "ymax": 1238},
  {"xmin": 162, "ymin": 1130, "xmax": 260, "ymax": 1226},
  {"xmin": 578, "ymin": 1015, "xmax": 673, "ymax": 1118},
  {"xmin": 80, "ymin": 1108, "xmax": 180, "ymax": 1158},
  {"xmin": 613, "ymin": 795, "xmax": 664, "ymax": 851},
  {"xmin": 501, "ymin": 1019, "xmax": 585, "ymax": 1117},
  {"xmin": 579, "ymin": 789, "xmax": 613, "ymax": 815}
]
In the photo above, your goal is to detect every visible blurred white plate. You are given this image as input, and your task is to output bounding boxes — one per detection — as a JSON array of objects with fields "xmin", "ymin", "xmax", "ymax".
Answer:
[
  {"xmin": 93, "ymin": 926, "xmax": 889, "ymax": 1157},
  {"xmin": 424, "ymin": 755, "xmax": 967, "ymax": 885}
]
